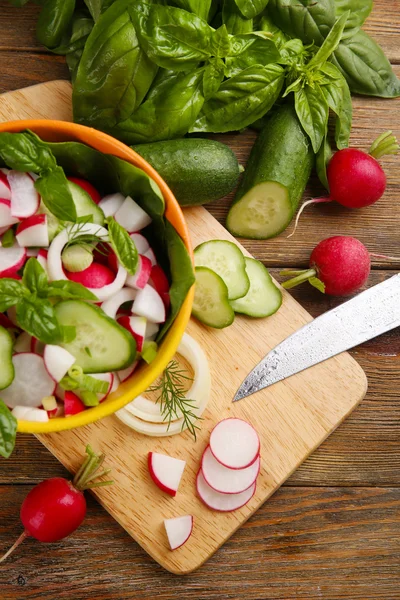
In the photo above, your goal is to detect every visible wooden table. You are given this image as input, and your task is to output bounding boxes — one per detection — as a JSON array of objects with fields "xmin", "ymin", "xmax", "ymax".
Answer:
[{"xmin": 0, "ymin": 1, "xmax": 399, "ymax": 598}]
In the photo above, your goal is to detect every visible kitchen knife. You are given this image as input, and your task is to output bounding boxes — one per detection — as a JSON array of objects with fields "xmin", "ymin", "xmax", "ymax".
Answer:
[{"xmin": 234, "ymin": 274, "xmax": 400, "ymax": 402}]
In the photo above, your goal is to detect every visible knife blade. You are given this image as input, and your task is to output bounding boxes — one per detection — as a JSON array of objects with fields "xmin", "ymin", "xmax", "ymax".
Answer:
[{"xmin": 234, "ymin": 274, "xmax": 400, "ymax": 402}]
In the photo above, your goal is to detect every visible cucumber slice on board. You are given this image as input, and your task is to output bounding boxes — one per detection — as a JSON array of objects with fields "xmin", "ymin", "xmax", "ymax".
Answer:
[
  {"xmin": 194, "ymin": 240, "xmax": 249, "ymax": 301},
  {"xmin": 68, "ymin": 181, "xmax": 105, "ymax": 225},
  {"xmin": 0, "ymin": 326, "xmax": 14, "ymax": 390},
  {"xmin": 54, "ymin": 300, "xmax": 136, "ymax": 373},
  {"xmin": 230, "ymin": 258, "xmax": 282, "ymax": 317},
  {"xmin": 192, "ymin": 267, "xmax": 235, "ymax": 329}
]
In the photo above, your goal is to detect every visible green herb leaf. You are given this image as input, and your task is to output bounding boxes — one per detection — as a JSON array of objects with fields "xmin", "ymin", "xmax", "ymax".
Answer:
[
  {"xmin": 0, "ymin": 399, "xmax": 17, "ymax": 459},
  {"xmin": 107, "ymin": 217, "xmax": 138, "ymax": 276},
  {"xmin": 47, "ymin": 280, "xmax": 98, "ymax": 301},
  {"xmin": 22, "ymin": 257, "xmax": 49, "ymax": 296},
  {"xmin": 35, "ymin": 167, "xmax": 77, "ymax": 222},
  {"xmin": 320, "ymin": 65, "xmax": 352, "ymax": 149},
  {"xmin": 16, "ymin": 297, "xmax": 62, "ymax": 345},
  {"xmin": 203, "ymin": 58, "xmax": 225, "ymax": 100},
  {"xmin": 316, "ymin": 132, "xmax": 333, "ymax": 190},
  {"xmin": 210, "ymin": 24, "xmax": 231, "ymax": 57},
  {"xmin": 226, "ymin": 33, "xmax": 281, "ymax": 77},
  {"xmin": 307, "ymin": 11, "xmax": 349, "ymax": 70},
  {"xmin": 171, "ymin": 0, "xmax": 211, "ymax": 20},
  {"xmin": 294, "ymin": 84, "xmax": 329, "ymax": 154},
  {"xmin": 1, "ymin": 228, "xmax": 15, "ymax": 248},
  {"xmin": 309, "ymin": 277, "xmax": 326, "ymax": 293},
  {"xmin": 0, "ymin": 131, "xmax": 56, "ymax": 173},
  {"xmin": 223, "ymin": 0, "xmax": 253, "ymax": 35},
  {"xmin": 0, "ymin": 279, "xmax": 29, "ymax": 313},
  {"xmin": 267, "ymin": 0, "xmax": 336, "ymax": 46},
  {"xmin": 234, "ymin": 0, "xmax": 269, "ymax": 19},
  {"xmin": 334, "ymin": 0, "xmax": 373, "ymax": 37}
]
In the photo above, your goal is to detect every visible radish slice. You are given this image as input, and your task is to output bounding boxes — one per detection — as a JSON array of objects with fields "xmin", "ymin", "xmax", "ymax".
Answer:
[
  {"xmin": 145, "ymin": 321, "xmax": 159, "ymax": 339},
  {"xmin": 14, "ymin": 332, "xmax": 32, "ymax": 354},
  {"xmin": 132, "ymin": 285, "xmax": 165, "ymax": 323},
  {"xmin": 148, "ymin": 452, "xmax": 186, "ymax": 496},
  {"xmin": 37, "ymin": 248, "xmax": 48, "ymax": 273},
  {"xmin": 0, "ymin": 312, "xmax": 15, "ymax": 329},
  {"xmin": 117, "ymin": 360, "xmax": 138, "ymax": 383},
  {"xmin": 98, "ymin": 193, "xmax": 125, "ymax": 218},
  {"xmin": 114, "ymin": 196, "xmax": 152, "ymax": 232},
  {"xmin": 197, "ymin": 470, "xmax": 256, "ymax": 512},
  {"xmin": 0, "ymin": 171, "xmax": 11, "ymax": 200},
  {"xmin": 0, "ymin": 198, "xmax": 19, "ymax": 227},
  {"xmin": 202, "ymin": 446, "xmax": 260, "ymax": 494},
  {"xmin": 101, "ymin": 288, "xmax": 137, "ymax": 319},
  {"xmin": 0, "ymin": 245, "xmax": 26, "ymax": 277},
  {"xmin": 8, "ymin": 171, "xmax": 40, "ymax": 218},
  {"xmin": 64, "ymin": 390, "xmax": 85, "ymax": 416},
  {"xmin": 117, "ymin": 315, "xmax": 146, "ymax": 352},
  {"xmin": 144, "ymin": 248, "xmax": 157, "ymax": 266},
  {"xmin": 126, "ymin": 254, "xmax": 152, "ymax": 290},
  {"xmin": 110, "ymin": 372, "xmax": 120, "ymax": 394},
  {"xmin": 1, "ymin": 353, "xmax": 55, "ymax": 408},
  {"xmin": 16, "ymin": 214, "xmax": 49, "ymax": 247},
  {"xmin": 43, "ymin": 345, "xmax": 76, "ymax": 382},
  {"xmin": 164, "ymin": 515, "xmax": 193, "ymax": 550},
  {"xmin": 130, "ymin": 232, "xmax": 150, "ymax": 254},
  {"xmin": 11, "ymin": 405, "xmax": 49, "ymax": 423},
  {"xmin": 210, "ymin": 418, "xmax": 260, "ymax": 470}
]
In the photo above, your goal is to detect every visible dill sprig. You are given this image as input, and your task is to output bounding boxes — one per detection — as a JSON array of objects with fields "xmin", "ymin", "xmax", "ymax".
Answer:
[
  {"xmin": 65, "ymin": 219, "xmax": 109, "ymax": 256},
  {"xmin": 148, "ymin": 360, "xmax": 202, "ymax": 440}
]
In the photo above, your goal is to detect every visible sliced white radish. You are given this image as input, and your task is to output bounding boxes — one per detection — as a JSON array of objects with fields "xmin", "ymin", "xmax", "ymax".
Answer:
[
  {"xmin": 148, "ymin": 452, "xmax": 186, "ymax": 496},
  {"xmin": 125, "ymin": 254, "xmax": 152, "ymax": 290},
  {"xmin": 197, "ymin": 470, "xmax": 256, "ymax": 512},
  {"xmin": 164, "ymin": 515, "xmax": 193, "ymax": 550},
  {"xmin": 144, "ymin": 248, "xmax": 157, "ymax": 266},
  {"xmin": 76, "ymin": 372, "xmax": 113, "ymax": 403},
  {"xmin": 0, "ymin": 198, "xmax": 18, "ymax": 227},
  {"xmin": 117, "ymin": 360, "xmax": 138, "ymax": 383},
  {"xmin": 1, "ymin": 353, "xmax": 55, "ymax": 408},
  {"xmin": 98, "ymin": 192, "xmax": 125, "ymax": 218},
  {"xmin": 13, "ymin": 332, "xmax": 32, "ymax": 354},
  {"xmin": 117, "ymin": 315, "xmax": 146, "ymax": 352},
  {"xmin": 37, "ymin": 248, "xmax": 48, "ymax": 273},
  {"xmin": 130, "ymin": 232, "xmax": 150, "ymax": 254},
  {"xmin": 8, "ymin": 171, "xmax": 40, "ymax": 218},
  {"xmin": 26, "ymin": 248, "xmax": 40, "ymax": 257},
  {"xmin": 0, "ymin": 170, "xmax": 11, "ymax": 200},
  {"xmin": 11, "ymin": 405, "xmax": 49, "ymax": 423},
  {"xmin": 114, "ymin": 196, "xmax": 152, "ymax": 232},
  {"xmin": 31, "ymin": 337, "xmax": 46, "ymax": 356},
  {"xmin": 132, "ymin": 285, "xmax": 165, "ymax": 324},
  {"xmin": 16, "ymin": 214, "xmax": 49, "ymax": 247},
  {"xmin": 110, "ymin": 372, "xmax": 120, "ymax": 394},
  {"xmin": 145, "ymin": 321, "xmax": 159, "ymax": 339},
  {"xmin": 43, "ymin": 345, "xmax": 76, "ymax": 382},
  {"xmin": 101, "ymin": 287, "xmax": 137, "ymax": 319},
  {"xmin": 210, "ymin": 418, "xmax": 260, "ymax": 470},
  {"xmin": 202, "ymin": 446, "xmax": 260, "ymax": 495},
  {"xmin": 0, "ymin": 245, "xmax": 26, "ymax": 277}
]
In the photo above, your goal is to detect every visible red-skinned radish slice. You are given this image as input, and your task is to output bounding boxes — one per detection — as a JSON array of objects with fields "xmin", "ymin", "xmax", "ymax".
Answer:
[
  {"xmin": 64, "ymin": 390, "xmax": 86, "ymax": 416},
  {"xmin": 117, "ymin": 361, "xmax": 138, "ymax": 383},
  {"xmin": 0, "ymin": 246, "xmax": 26, "ymax": 277},
  {"xmin": 11, "ymin": 406, "xmax": 49, "ymax": 423},
  {"xmin": 148, "ymin": 452, "xmax": 186, "ymax": 497},
  {"xmin": 43, "ymin": 345, "xmax": 76, "ymax": 383},
  {"xmin": 210, "ymin": 418, "xmax": 260, "ymax": 470},
  {"xmin": 197, "ymin": 470, "xmax": 256, "ymax": 512},
  {"xmin": 0, "ymin": 198, "xmax": 19, "ymax": 227},
  {"xmin": 16, "ymin": 214, "xmax": 49, "ymax": 247},
  {"xmin": 101, "ymin": 287, "xmax": 137, "ymax": 319},
  {"xmin": 1, "ymin": 353, "xmax": 55, "ymax": 408},
  {"xmin": 130, "ymin": 232, "xmax": 150, "ymax": 254},
  {"xmin": 126, "ymin": 254, "xmax": 152, "ymax": 290},
  {"xmin": 14, "ymin": 332, "xmax": 32, "ymax": 354},
  {"xmin": 201, "ymin": 446, "xmax": 260, "ymax": 495},
  {"xmin": 164, "ymin": 515, "xmax": 193, "ymax": 550},
  {"xmin": 117, "ymin": 315, "xmax": 146, "ymax": 352},
  {"xmin": 149, "ymin": 264, "xmax": 170, "ymax": 308},
  {"xmin": 132, "ymin": 285, "xmax": 166, "ymax": 324},
  {"xmin": 98, "ymin": 193, "xmax": 125, "ymax": 218},
  {"xmin": 67, "ymin": 177, "xmax": 101, "ymax": 204},
  {"xmin": 0, "ymin": 171, "xmax": 11, "ymax": 200},
  {"xmin": 37, "ymin": 248, "xmax": 48, "ymax": 273},
  {"xmin": 66, "ymin": 262, "xmax": 115, "ymax": 289},
  {"xmin": 107, "ymin": 250, "xmax": 118, "ymax": 273},
  {"xmin": 144, "ymin": 248, "xmax": 157, "ymax": 266},
  {"xmin": 114, "ymin": 196, "xmax": 152, "ymax": 232},
  {"xmin": 8, "ymin": 171, "xmax": 40, "ymax": 218}
]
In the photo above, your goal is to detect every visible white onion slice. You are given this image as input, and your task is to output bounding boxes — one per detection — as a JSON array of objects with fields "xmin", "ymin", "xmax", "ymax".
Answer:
[{"xmin": 101, "ymin": 288, "xmax": 137, "ymax": 319}]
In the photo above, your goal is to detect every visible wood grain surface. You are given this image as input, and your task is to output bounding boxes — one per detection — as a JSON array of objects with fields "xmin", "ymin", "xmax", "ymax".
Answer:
[{"xmin": 0, "ymin": 0, "xmax": 399, "ymax": 596}]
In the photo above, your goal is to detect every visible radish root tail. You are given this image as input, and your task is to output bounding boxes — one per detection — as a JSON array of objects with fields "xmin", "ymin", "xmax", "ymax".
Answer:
[
  {"xmin": 287, "ymin": 198, "xmax": 332, "ymax": 239},
  {"xmin": 0, "ymin": 530, "xmax": 28, "ymax": 564}
]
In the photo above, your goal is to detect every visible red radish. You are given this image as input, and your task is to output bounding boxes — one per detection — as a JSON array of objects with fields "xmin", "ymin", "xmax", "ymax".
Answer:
[
  {"xmin": 210, "ymin": 418, "xmax": 260, "ymax": 470},
  {"xmin": 101, "ymin": 287, "xmax": 137, "ymax": 319},
  {"xmin": 0, "ymin": 446, "xmax": 112, "ymax": 563},
  {"xmin": 14, "ymin": 332, "xmax": 32, "ymax": 354},
  {"xmin": 64, "ymin": 391, "xmax": 86, "ymax": 416},
  {"xmin": 289, "ymin": 131, "xmax": 399, "ymax": 237},
  {"xmin": 0, "ymin": 246, "xmax": 26, "ymax": 277},
  {"xmin": 16, "ymin": 214, "xmax": 49, "ymax": 247},
  {"xmin": 117, "ymin": 360, "xmax": 138, "ymax": 383},
  {"xmin": 201, "ymin": 446, "xmax": 260, "ymax": 495},
  {"xmin": 98, "ymin": 192, "xmax": 125, "ymax": 218},
  {"xmin": 164, "ymin": 515, "xmax": 193, "ymax": 550},
  {"xmin": 67, "ymin": 177, "xmax": 101, "ymax": 204},
  {"xmin": 117, "ymin": 315, "xmax": 146, "ymax": 352},
  {"xmin": 93, "ymin": 244, "xmax": 112, "ymax": 266},
  {"xmin": 66, "ymin": 262, "xmax": 115, "ymax": 288},
  {"xmin": 47, "ymin": 403, "xmax": 64, "ymax": 419},
  {"xmin": 114, "ymin": 196, "xmax": 152, "ymax": 232},
  {"xmin": 0, "ymin": 171, "xmax": 11, "ymax": 200},
  {"xmin": 130, "ymin": 232, "xmax": 150, "ymax": 254},
  {"xmin": 132, "ymin": 284, "xmax": 166, "ymax": 324},
  {"xmin": 0, "ymin": 353, "xmax": 55, "ymax": 408},
  {"xmin": 0, "ymin": 198, "xmax": 19, "ymax": 227},
  {"xmin": 197, "ymin": 470, "xmax": 256, "ymax": 512},
  {"xmin": 126, "ymin": 254, "xmax": 152, "ymax": 290},
  {"xmin": 144, "ymin": 248, "xmax": 157, "ymax": 266},
  {"xmin": 37, "ymin": 248, "xmax": 48, "ymax": 272},
  {"xmin": 11, "ymin": 406, "xmax": 49, "ymax": 423},
  {"xmin": 43, "ymin": 345, "xmax": 76, "ymax": 382},
  {"xmin": 107, "ymin": 249, "xmax": 119, "ymax": 273},
  {"xmin": 148, "ymin": 452, "xmax": 186, "ymax": 497},
  {"xmin": 8, "ymin": 171, "xmax": 40, "ymax": 218},
  {"xmin": 149, "ymin": 264, "xmax": 170, "ymax": 308}
]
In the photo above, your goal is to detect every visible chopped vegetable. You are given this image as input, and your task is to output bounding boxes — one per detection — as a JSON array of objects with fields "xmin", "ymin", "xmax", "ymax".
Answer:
[
  {"xmin": 148, "ymin": 452, "xmax": 186, "ymax": 497},
  {"xmin": 164, "ymin": 515, "xmax": 193, "ymax": 550}
]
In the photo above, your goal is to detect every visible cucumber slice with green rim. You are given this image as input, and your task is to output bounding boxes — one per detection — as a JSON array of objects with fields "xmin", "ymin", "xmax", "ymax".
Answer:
[
  {"xmin": 194, "ymin": 240, "xmax": 249, "ymax": 301},
  {"xmin": 230, "ymin": 258, "xmax": 282, "ymax": 317},
  {"xmin": 68, "ymin": 181, "xmax": 105, "ymax": 225},
  {"xmin": 0, "ymin": 325, "xmax": 14, "ymax": 390},
  {"xmin": 192, "ymin": 267, "xmax": 235, "ymax": 329},
  {"xmin": 54, "ymin": 300, "xmax": 136, "ymax": 373}
]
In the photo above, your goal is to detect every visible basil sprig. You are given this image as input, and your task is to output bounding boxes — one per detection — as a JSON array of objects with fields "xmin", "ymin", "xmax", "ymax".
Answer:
[
  {"xmin": 0, "ymin": 399, "xmax": 17, "ymax": 459},
  {"xmin": 107, "ymin": 217, "xmax": 138, "ymax": 276}
]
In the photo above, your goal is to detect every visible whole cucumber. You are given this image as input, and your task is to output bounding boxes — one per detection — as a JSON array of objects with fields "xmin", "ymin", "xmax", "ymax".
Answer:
[{"xmin": 131, "ymin": 139, "xmax": 242, "ymax": 206}]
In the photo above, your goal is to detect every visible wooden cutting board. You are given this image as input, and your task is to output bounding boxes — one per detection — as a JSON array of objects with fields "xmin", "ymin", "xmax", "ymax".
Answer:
[{"xmin": 0, "ymin": 81, "xmax": 367, "ymax": 574}]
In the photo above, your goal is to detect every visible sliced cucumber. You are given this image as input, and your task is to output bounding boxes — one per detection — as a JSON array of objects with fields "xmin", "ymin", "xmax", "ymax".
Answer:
[
  {"xmin": 54, "ymin": 300, "xmax": 136, "ymax": 373},
  {"xmin": 0, "ymin": 325, "xmax": 14, "ymax": 390},
  {"xmin": 68, "ymin": 181, "xmax": 105, "ymax": 225},
  {"xmin": 194, "ymin": 240, "xmax": 249, "ymax": 301},
  {"xmin": 230, "ymin": 258, "xmax": 282, "ymax": 317},
  {"xmin": 192, "ymin": 267, "xmax": 234, "ymax": 329}
]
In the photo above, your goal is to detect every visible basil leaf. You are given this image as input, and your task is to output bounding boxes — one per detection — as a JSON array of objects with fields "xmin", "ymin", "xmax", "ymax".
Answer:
[
  {"xmin": 47, "ymin": 280, "xmax": 98, "ymax": 301},
  {"xmin": 171, "ymin": 0, "xmax": 212, "ymax": 21},
  {"xmin": 203, "ymin": 58, "xmax": 225, "ymax": 99},
  {"xmin": 316, "ymin": 132, "xmax": 333, "ymax": 190},
  {"xmin": 320, "ymin": 65, "xmax": 352, "ymax": 149},
  {"xmin": 223, "ymin": 0, "xmax": 253, "ymax": 34},
  {"xmin": 294, "ymin": 84, "xmax": 329, "ymax": 153},
  {"xmin": 307, "ymin": 11, "xmax": 349, "ymax": 70},
  {"xmin": 35, "ymin": 166, "xmax": 77, "ymax": 222},
  {"xmin": 226, "ymin": 33, "xmax": 280, "ymax": 77},
  {"xmin": 332, "ymin": 30, "xmax": 400, "ymax": 98},
  {"xmin": 0, "ymin": 278, "xmax": 29, "ymax": 312},
  {"xmin": 22, "ymin": 257, "xmax": 49, "ymax": 296},
  {"xmin": 65, "ymin": 12, "xmax": 94, "ymax": 82},
  {"xmin": 234, "ymin": 0, "xmax": 269, "ymax": 19},
  {"xmin": 84, "ymin": 0, "xmax": 114, "ymax": 22},
  {"xmin": 267, "ymin": 0, "xmax": 336, "ymax": 45},
  {"xmin": 258, "ymin": 13, "xmax": 289, "ymax": 48},
  {"xmin": 0, "ymin": 131, "xmax": 56, "ymax": 173},
  {"xmin": 191, "ymin": 64, "xmax": 285, "ymax": 133},
  {"xmin": 211, "ymin": 24, "xmax": 231, "ymax": 57},
  {"xmin": 16, "ymin": 297, "xmax": 62, "ymax": 345},
  {"xmin": 334, "ymin": 0, "xmax": 372, "ymax": 37},
  {"xmin": 107, "ymin": 217, "xmax": 138, "ymax": 276},
  {"xmin": 0, "ymin": 399, "xmax": 17, "ymax": 459}
]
